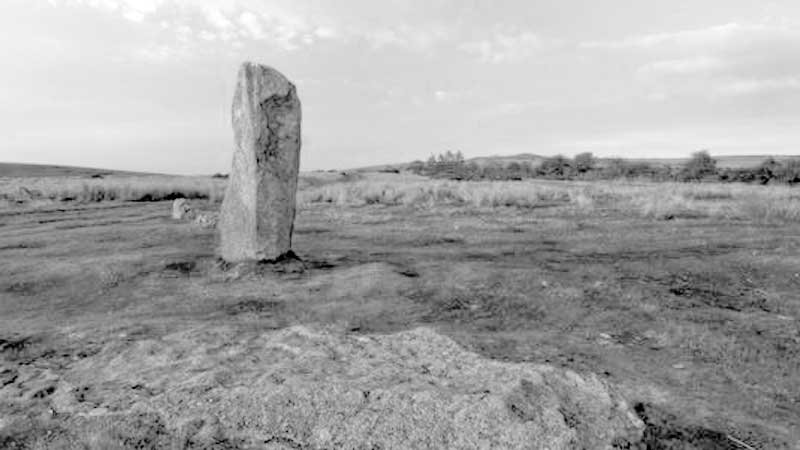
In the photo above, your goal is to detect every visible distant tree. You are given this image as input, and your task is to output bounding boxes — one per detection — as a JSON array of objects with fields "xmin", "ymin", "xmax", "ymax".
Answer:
[
  {"xmin": 599, "ymin": 158, "xmax": 661, "ymax": 180},
  {"xmin": 779, "ymin": 159, "xmax": 800, "ymax": 184},
  {"xmin": 754, "ymin": 157, "xmax": 780, "ymax": 184},
  {"xmin": 505, "ymin": 162, "xmax": 525, "ymax": 180},
  {"xmin": 463, "ymin": 161, "xmax": 482, "ymax": 180},
  {"xmin": 408, "ymin": 160, "xmax": 425, "ymax": 174},
  {"xmin": 424, "ymin": 150, "xmax": 467, "ymax": 179},
  {"xmin": 681, "ymin": 150, "xmax": 718, "ymax": 181},
  {"xmin": 538, "ymin": 155, "xmax": 572, "ymax": 178},
  {"xmin": 481, "ymin": 162, "xmax": 504, "ymax": 180},
  {"xmin": 573, "ymin": 152, "xmax": 596, "ymax": 173}
]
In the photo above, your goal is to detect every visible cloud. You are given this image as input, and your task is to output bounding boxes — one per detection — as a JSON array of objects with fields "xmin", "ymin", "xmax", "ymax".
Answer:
[
  {"xmin": 714, "ymin": 77, "xmax": 800, "ymax": 96},
  {"xmin": 46, "ymin": 0, "xmax": 456, "ymax": 53},
  {"xmin": 590, "ymin": 22, "xmax": 800, "ymax": 101},
  {"xmin": 201, "ymin": 5, "xmax": 233, "ymax": 30},
  {"xmin": 461, "ymin": 29, "xmax": 544, "ymax": 63},
  {"xmin": 51, "ymin": 0, "xmax": 166, "ymax": 22},
  {"xmin": 637, "ymin": 57, "xmax": 726, "ymax": 77},
  {"xmin": 580, "ymin": 22, "xmax": 800, "ymax": 57},
  {"xmin": 363, "ymin": 24, "xmax": 451, "ymax": 52},
  {"xmin": 580, "ymin": 23, "xmax": 746, "ymax": 49},
  {"xmin": 433, "ymin": 90, "xmax": 466, "ymax": 102}
]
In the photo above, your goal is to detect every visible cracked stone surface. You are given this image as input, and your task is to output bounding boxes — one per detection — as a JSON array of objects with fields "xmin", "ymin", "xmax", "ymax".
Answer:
[
  {"xmin": 219, "ymin": 62, "xmax": 301, "ymax": 262},
  {"xmin": 4, "ymin": 326, "xmax": 644, "ymax": 449}
]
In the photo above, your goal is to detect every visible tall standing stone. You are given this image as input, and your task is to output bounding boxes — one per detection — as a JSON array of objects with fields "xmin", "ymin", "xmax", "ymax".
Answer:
[{"xmin": 219, "ymin": 62, "xmax": 301, "ymax": 262}]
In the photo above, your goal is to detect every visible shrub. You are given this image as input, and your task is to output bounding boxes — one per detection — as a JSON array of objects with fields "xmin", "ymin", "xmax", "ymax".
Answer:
[
  {"xmin": 679, "ymin": 150, "xmax": 717, "ymax": 181},
  {"xmin": 537, "ymin": 155, "xmax": 573, "ymax": 179},
  {"xmin": 573, "ymin": 152, "xmax": 596, "ymax": 173}
]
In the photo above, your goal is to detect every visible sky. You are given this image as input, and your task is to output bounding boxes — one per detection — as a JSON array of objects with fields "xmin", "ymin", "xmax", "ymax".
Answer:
[{"xmin": 2, "ymin": 0, "xmax": 800, "ymax": 174}]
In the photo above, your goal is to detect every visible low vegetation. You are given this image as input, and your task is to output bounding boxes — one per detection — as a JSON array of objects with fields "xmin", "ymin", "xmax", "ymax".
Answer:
[
  {"xmin": 1, "ymin": 170, "xmax": 798, "ymax": 447},
  {"xmin": 301, "ymin": 177, "xmax": 800, "ymax": 222},
  {"xmin": 412, "ymin": 150, "xmax": 800, "ymax": 184},
  {"xmin": 0, "ymin": 175, "xmax": 226, "ymax": 206},
  {"xmin": 4, "ymin": 170, "xmax": 798, "ymax": 225}
]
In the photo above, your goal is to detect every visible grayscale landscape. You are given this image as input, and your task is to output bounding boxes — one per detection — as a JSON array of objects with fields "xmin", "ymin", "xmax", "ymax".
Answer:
[{"xmin": 2, "ymin": 1, "xmax": 800, "ymax": 449}]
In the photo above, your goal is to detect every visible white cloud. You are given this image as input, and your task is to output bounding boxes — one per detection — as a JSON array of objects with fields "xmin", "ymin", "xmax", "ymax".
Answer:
[
  {"xmin": 433, "ymin": 90, "xmax": 466, "ymax": 103},
  {"xmin": 461, "ymin": 29, "xmax": 544, "ymax": 63},
  {"xmin": 580, "ymin": 22, "xmax": 800, "ymax": 53},
  {"xmin": 52, "ymin": 0, "xmax": 166, "ymax": 22},
  {"xmin": 594, "ymin": 22, "xmax": 800, "ymax": 102},
  {"xmin": 122, "ymin": 9, "xmax": 145, "ymax": 21},
  {"xmin": 201, "ymin": 5, "xmax": 232, "ymax": 30},
  {"xmin": 637, "ymin": 57, "xmax": 726, "ymax": 77},
  {"xmin": 715, "ymin": 77, "xmax": 800, "ymax": 96},
  {"xmin": 363, "ymin": 25, "xmax": 451, "ymax": 51},
  {"xmin": 580, "ymin": 23, "xmax": 747, "ymax": 49},
  {"xmin": 46, "ymin": 0, "xmax": 465, "ymax": 54},
  {"xmin": 238, "ymin": 11, "xmax": 264, "ymax": 39},
  {"xmin": 313, "ymin": 26, "xmax": 337, "ymax": 40}
]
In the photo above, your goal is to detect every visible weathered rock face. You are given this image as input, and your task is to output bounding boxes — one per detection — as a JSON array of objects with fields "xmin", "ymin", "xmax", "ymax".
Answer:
[
  {"xmin": 219, "ymin": 62, "xmax": 301, "ymax": 262},
  {"xmin": 37, "ymin": 326, "xmax": 644, "ymax": 449}
]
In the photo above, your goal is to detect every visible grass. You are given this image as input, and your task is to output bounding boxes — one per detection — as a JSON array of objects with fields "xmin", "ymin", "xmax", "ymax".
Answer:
[
  {"xmin": 1, "ymin": 171, "xmax": 799, "ymax": 448},
  {"xmin": 5, "ymin": 171, "xmax": 797, "ymax": 224},
  {"xmin": 301, "ymin": 177, "xmax": 800, "ymax": 223},
  {"xmin": 0, "ymin": 175, "xmax": 226, "ymax": 206},
  {"xmin": 0, "ymin": 171, "xmax": 356, "ymax": 207}
]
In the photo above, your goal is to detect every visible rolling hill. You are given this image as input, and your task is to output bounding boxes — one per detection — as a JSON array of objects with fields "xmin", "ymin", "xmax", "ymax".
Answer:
[
  {"xmin": 355, "ymin": 153, "xmax": 800, "ymax": 172},
  {"xmin": 0, "ymin": 162, "xmax": 156, "ymax": 178}
]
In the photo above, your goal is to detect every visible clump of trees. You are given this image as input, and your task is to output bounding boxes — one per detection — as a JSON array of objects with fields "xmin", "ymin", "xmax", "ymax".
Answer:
[{"xmin": 409, "ymin": 150, "xmax": 800, "ymax": 185}]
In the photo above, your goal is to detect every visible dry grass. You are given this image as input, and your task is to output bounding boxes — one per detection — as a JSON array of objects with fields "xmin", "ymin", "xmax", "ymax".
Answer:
[
  {"xmin": 3, "ymin": 172, "xmax": 798, "ymax": 224},
  {"xmin": 0, "ymin": 175, "xmax": 226, "ymax": 206},
  {"xmin": 300, "ymin": 177, "xmax": 800, "ymax": 222}
]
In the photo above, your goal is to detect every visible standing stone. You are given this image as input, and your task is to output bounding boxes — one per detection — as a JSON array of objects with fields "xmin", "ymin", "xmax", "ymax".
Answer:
[{"xmin": 219, "ymin": 62, "xmax": 301, "ymax": 262}]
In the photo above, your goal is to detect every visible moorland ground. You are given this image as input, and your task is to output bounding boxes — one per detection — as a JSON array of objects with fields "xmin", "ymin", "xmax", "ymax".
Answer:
[{"xmin": 1, "ymin": 171, "xmax": 799, "ymax": 448}]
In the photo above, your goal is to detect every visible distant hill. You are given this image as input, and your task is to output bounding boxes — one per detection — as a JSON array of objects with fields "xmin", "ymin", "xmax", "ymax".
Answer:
[
  {"xmin": 0, "ymin": 162, "xmax": 160, "ymax": 178},
  {"xmin": 354, "ymin": 153, "xmax": 800, "ymax": 172},
  {"xmin": 624, "ymin": 155, "xmax": 800, "ymax": 169},
  {"xmin": 354, "ymin": 153, "xmax": 547, "ymax": 172}
]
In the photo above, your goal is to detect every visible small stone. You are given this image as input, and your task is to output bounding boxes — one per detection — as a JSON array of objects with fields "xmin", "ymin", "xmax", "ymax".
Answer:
[
  {"xmin": 172, "ymin": 198, "xmax": 193, "ymax": 220},
  {"xmin": 194, "ymin": 213, "xmax": 219, "ymax": 229},
  {"xmin": 672, "ymin": 363, "xmax": 686, "ymax": 370},
  {"xmin": 219, "ymin": 62, "xmax": 302, "ymax": 262}
]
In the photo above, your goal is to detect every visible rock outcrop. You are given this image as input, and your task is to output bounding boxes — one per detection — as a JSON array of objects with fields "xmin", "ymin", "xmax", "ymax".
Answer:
[
  {"xmin": 219, "ymin": 62, "xmax": 302, "ymax": 262},
  {"xmin": 32, "ymin": 326, "xmax": 644, "ymax": 449}
]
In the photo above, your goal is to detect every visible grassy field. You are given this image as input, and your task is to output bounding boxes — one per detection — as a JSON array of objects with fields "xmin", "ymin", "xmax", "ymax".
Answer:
[{"xmin": 1, "ymin": 171, "xmax": 799, "ymax": 448}]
